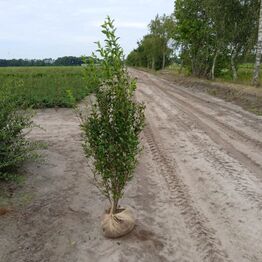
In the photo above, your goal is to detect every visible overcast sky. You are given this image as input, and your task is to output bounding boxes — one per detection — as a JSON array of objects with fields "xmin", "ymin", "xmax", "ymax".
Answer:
[{"xmin": 0, "ymin": 0, "xmax": 173, "ymax": 59}]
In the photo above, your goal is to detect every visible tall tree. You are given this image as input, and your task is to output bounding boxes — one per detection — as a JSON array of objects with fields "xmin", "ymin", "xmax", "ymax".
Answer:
[
  {"xmin": 225, "ymin": 0, "xmax": 259, "ymax": 80},
  {"xmin": 253, "ymin": 0, "xmax": 262, "ymax": 86},
  {"xmin": 204, "ymin": 0, "xmax": 225, "ymax": 79},
  {"xmin": 143, "ymin": 34, "xmax": 163, "ymax": 69},
  {"xmin": 175, "ymin": 0, "xmax": 260, "ymax": 79},
  {"xmin": 126, "ymin": 34, "xmax": 163, "ymax": 70},
  {"xmin": 175, "ymin": 0, "xmax": 216, "ymax": 77},
  {"xmin": 149, "ymin": 14, "xmax": 175, "ymax": 69}
]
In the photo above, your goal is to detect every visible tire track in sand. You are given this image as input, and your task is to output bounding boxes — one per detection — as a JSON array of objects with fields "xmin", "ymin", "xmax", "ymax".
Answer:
[
  {"xmin": 143, "ymin": 124, "xmax": 230, "ymax": 262},
  {"xmin": 138, "ymin": 80, "xmax": 262, "ymax": 178},
  {"xmin": 139, "ymin": 87, "xmax": 262, "ymax": 210},
  {"xmin": 135, "ymin": 69, "xmax": 262, "ymax": 133},
  {"xmin": 149, "ymin": 75, "xmax": 262, "ymax": 150}
]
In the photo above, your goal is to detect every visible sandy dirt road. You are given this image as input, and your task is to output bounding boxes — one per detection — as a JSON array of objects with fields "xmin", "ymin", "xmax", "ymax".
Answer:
[{"xmin": 1, "ymin": 69, "xmax": 262, "ymax": 262}]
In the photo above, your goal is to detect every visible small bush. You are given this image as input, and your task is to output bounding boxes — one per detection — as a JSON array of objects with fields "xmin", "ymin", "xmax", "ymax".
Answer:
[
  {"xmin": 0, "ymin": 83, "xmax": 41, "ymax": 181},
  {"xmin": 81, "ymin": 17, "xmax": 145, "ymax": 214}
]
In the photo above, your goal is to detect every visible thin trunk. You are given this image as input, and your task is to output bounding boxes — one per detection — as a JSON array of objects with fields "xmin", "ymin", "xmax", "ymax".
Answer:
[
  {"xmin": 204, "ymin": 65, "xmax": 209, "ymax": 78},
  {"xmin": 204, "ymin": 48, "xmax": 210, "ymax": 78},
  {"xmin": 179, "ymin": 59, "xmax": 184, "ymax": 74},
  {"xmin": 162, "ymin": 52, "xmax": 166, "ymax": 69},
  {"xmin": 110, "ymin": 199, "xmax": 118, "ymax": 215},
  {"xmin": 253, "ymin": 0, "xmax": 262, "ymax": 86},
  {"xmin": 179, "ymin": 46, "xmax": 184, "ymax": 73},
  {"xmin": 152, "ymin": 57, "xmax": 155, "ymax": 70},
  {"xmin": 231, "ymin": 51, "xmax": 238, "ymax": 80},
  {"xmin": 211, "ymin": 51, "xmax": 218, "ymax": 80},
  {"xmin": 179, "ymin": 61, "xmax": 183, "ymax": 74},
  {"xmin": 191, "ymin": 57, "xmax": 196, "ymax": 76},
  {"xmin": 253, "ymin": 42, "xmax": 262, "ymax": 86}
]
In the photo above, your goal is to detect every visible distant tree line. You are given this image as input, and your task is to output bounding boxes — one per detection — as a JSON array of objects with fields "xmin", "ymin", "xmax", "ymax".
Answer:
[
  {"xmin": 126, "ymin": 14, "xmax": 176, "ymax": 70},
  {"xmin": 126, "ymin": 0, "xmax": 262, "ymax": 85},
  {"xmin": 0, "ymin": 56, "xmax": 92, "ymax": 67}
]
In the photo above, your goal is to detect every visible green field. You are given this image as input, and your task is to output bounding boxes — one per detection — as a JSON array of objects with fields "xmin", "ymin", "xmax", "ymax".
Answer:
[{"xmin": 0, "ymin": 66, "xmax": 88, "ymax": 108}]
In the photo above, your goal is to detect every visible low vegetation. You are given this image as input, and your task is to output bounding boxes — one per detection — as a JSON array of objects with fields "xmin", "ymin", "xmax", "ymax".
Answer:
[
  {"xmin": 167, "ymin": 63, "xmax": 262, "ymax": 86},
  {"xmin": 0, "ymin": 56, "xmax": 92, "ymax": 67},
  {"xmin": 0, "ymin": 66, "xmax": 89, "ymax": 108},
  {"xmin": 0, "ymin": 66, "xmax": 98, "ymax": 182},
  {"xmin": 0, "ymin": 84, "xmax": 41, "ymax": 181},
  {"xmin": 0, "ymin": 58, "xmax": 105, "ymax": 184}
]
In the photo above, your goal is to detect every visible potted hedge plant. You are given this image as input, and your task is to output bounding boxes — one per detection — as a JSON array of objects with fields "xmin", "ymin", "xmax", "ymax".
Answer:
[{"xmin": 81, "ymin": 16, "xmax": 145, "ymax": 238}]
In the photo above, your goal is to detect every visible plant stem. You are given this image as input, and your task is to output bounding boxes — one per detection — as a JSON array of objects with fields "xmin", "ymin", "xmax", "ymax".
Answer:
[{"xmin": 110, "ymin": 199, "xmax": 118, "ymax": 215}]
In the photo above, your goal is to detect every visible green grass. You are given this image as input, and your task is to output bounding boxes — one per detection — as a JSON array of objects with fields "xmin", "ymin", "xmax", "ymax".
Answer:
[
  {"xmin": 218, "ymin": 63, "xmax": 261, "ymax": 85},
  {"xmin": 167, "ymin": 63, "xmax": 261, "ymax": 85},
  {"xmin": 0, "ymin": 66, "xmax": 89, "ymax": 108}
]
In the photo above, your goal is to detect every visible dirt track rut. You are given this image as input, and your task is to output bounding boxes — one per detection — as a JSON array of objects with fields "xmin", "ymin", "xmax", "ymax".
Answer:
[{"xmin": 132, "ymin": 68, "xmax": 262, "ymax": 262}]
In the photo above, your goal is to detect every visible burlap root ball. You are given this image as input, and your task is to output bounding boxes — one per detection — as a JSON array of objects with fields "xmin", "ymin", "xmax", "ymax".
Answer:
[{"xmin": 101, "ymin": 207, "xmax": 135, "ymax": 238}]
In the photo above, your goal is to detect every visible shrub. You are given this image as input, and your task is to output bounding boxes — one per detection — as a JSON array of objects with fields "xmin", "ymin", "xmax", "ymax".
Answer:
[
  {"xmin": 81, "ymin": 17, "xmax": 145, "ymax": 218},
  {"xmin": 0, "ymin": 83, "xmax": 40, "ymax": 181}
]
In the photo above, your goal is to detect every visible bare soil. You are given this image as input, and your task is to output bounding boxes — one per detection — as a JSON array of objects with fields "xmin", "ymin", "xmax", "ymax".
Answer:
[
  {"xmin": 1, "ymin": 69, "xmax": 262, "ymax": 262},
  {"xmin": 144, "ymin": 68, "xmax": 262, "ymax": 116}
]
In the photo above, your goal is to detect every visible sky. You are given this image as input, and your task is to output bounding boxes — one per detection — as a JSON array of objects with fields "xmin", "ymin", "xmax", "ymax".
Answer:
[{"xmin": 0, "ymin": 0, "xmax": 174, "ymax": 59}]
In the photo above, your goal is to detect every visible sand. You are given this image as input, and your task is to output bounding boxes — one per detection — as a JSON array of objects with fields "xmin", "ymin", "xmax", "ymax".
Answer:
[{"xmin": 0, "ymin": 69, "xmax": 262, "ymax": 262}]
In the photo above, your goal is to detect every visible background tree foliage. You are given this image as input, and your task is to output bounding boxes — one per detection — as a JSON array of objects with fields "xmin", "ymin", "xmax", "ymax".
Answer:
[
  {"xmin": 127, "ymin": 14, "xmax": 175, "ymax": 70},
  {"xmin": 127, "ymin": 0, "xmax": 261, "ymax": 84},
  {"xmin": 0, "ymin": 56, "xmax": 99, "ymax": 67},
  {"xmin": 253, "ymin": 0, "xmax": 262, "ymax": 86}
]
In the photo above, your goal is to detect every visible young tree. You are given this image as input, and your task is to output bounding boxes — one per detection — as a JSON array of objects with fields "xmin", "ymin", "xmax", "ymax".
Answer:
[
  {"xmin": 81, "ymin": 17, "xmax": 145, "ymax": 238},
  {"xmin": 253, "ymin": 0, "xmax": 262, "ymax": 86}
]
